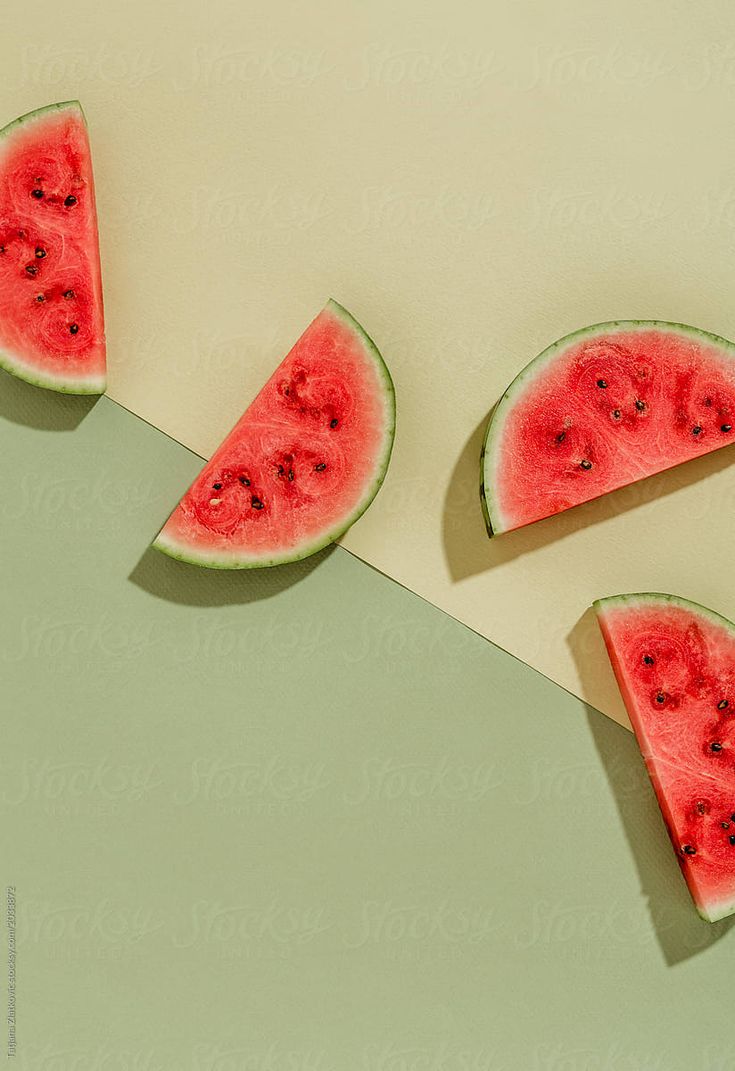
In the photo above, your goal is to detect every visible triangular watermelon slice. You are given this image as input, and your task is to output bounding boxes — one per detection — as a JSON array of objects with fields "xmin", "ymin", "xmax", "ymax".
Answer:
[
  {"xmin": 0, "ymin": 101, "xmax": 105, "ymax": 394},
  {"xmin": 595, "ymin": 593, "xmax": 735, "ymax": 922},
  {"xmin": 154, "ymin": 300, "xmax": 395, "ymax": 568},
  {"xmin": 482, "ymin": 322, "xmax": 735, "ymax": 534}
]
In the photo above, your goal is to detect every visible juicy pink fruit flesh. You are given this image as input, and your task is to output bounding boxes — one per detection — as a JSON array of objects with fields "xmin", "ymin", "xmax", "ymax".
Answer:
[
  {"xmin": 154, "ymin": 301, "xmax": 394, "ymax": 567},
  {"xmin": 596, "ymin": 595, "xmax": 735, "ymax": 922},
  {"xmin": 0, "ymin": 103, "xmax": 105, "ymax": 392},
  {"xmin": 486, "ymin": 325, "xmax": 735, "ymax": 533}
]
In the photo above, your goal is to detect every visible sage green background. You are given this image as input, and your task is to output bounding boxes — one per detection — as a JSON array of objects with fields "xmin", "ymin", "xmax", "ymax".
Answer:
[{"xmin": 2, "ymin": 379, "xmax": 734, "ymax": 1069}]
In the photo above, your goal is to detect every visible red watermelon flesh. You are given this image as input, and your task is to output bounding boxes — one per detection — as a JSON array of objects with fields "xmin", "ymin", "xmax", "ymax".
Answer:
[
  {"xmin": 154, "ymin": 300, "xmax": 395, "ymax": 568},
  {"xmin": 0, "ymin": 102, "xmax": 105, "ymax": 394},
  {"xmin": 596, "ymin": 593, "xmax": 735, "ymax": 922},
  {"xmin": 482, "ymin": 322, "xmax": 735, "ymax": 534}
]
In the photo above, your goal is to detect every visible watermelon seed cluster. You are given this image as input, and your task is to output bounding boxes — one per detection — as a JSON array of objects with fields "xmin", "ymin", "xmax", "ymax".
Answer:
[
  {"xmin": 681, "ymin": 812, "xmax": 735, "ymax": 857},
  {"xmin": 0, "ymin": 225, "xmax": 83, "ymax": 340},
  {"xmin": 207, "ymin": 471, "xmax": 263, "ymax": 510},
  {"xmin": 28, "ymin": 177, "xmax": 79, "ymax": 208},
  {"xmin": 203, "ymin": 445, "xmax": 334, "ymax": 526}
]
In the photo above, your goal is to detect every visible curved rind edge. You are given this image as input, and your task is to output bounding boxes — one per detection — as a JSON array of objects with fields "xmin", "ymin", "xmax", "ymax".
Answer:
[
  {"xmin": 0, "ymin": 100, "xmax": 84, "ymax": 141},
  {"xmin": 593, "ymin": 591, "xmax": 735, "ymax": 637},
  {"xmin": 0, "ymin": 348, "xmax": 105, "ymax": 395},
  {"xmin": 152, "ymin": 299, "xmax": 396, "ymax": 570},
  {"xmin": 481, "ymin": 320, "xmax": 735, "ymax": 536}
]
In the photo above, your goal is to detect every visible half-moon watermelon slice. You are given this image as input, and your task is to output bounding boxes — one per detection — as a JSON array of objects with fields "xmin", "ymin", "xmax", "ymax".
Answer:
[
  {"xmin": 153, "ymin": 300, "xmax": 395, "ymax": 568},
  {"xmin": 596, "ymin": 593, "xmax": 735, "ymax": 923},
  {"xmin": 482, "ymin": 322, "xmax": 735, "ymax": 534},
  {"xmin": 0, "ymin": 101, "xmax": 105, "ymax": 394}
]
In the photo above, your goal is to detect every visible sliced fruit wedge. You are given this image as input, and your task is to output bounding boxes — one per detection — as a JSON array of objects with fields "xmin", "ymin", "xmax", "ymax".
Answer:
[
  {"xmin": 0, "ymin": 101, "xmax": 105, "ymax": 394},
  {"xmin": 154, "ymin": 300, "xmax": 395, "ymax": 568},
  {"xmin": 482, "ymin": 322, "xmax": 735, "ymax": 534},
  {"xmin": 596, "ymin": 592, "xmax": 735, "ymax": 922}
]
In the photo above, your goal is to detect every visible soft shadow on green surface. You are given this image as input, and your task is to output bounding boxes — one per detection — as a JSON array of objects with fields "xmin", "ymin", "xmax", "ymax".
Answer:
[
  {"xmin": 128, "ymin": 543, "xmax": 336, "ymax": 607},
  {"xmin": 0, "ymin": 367, "xmax": 99, "ymax": 430},
  {"xmin": 570, "ymin": 608, "xmax": 735, "ymax": 965},
  {"xmin": 6, "ymin": 389, "xmax": 735, "ymax": 1062},
  {"xmin": 443, "ymin": 410, "xmax": 735, "ymax": 582}
]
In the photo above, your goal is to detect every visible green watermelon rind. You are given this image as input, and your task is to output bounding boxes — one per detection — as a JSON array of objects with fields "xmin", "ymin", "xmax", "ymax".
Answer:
[
  {"xmin": 0, "ymin": 100, "xmax": 106, "ymax": 396},
  {"xmin": 595, "ymin": 591, "xmax": 735, "ymax": 924},
  {"xmin": 594, "ymin": 591, "xmax": 735, "ymax": 637},
  {"xmin": 481, "ymin": 320, "xmax": 735, "ymax": 536},
  {"xmin": 0, "ymin": 99, "xmax": 84, "ymax": 141},
  {"xmin": 0, "ymin": 346, "xmax": 105, "ymax": 395},
  {"xmin": 153, "ymin": 299, "xmax": 396, "ymax": 569}
]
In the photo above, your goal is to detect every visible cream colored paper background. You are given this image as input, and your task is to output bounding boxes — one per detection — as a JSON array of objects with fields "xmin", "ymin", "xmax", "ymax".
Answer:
[{"xmin": 5, "ymin": 0, "xmax": 735, "ymax": 727}]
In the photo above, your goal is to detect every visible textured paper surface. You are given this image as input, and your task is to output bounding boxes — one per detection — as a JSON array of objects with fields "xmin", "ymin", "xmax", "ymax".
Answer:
[
  {"xmin": 4, "ymin": 0, "xmax": 735, "ymax": 726},
  {"xmin": 2, "ymin": 388, "xmax": 734, "ymax": 1063}
]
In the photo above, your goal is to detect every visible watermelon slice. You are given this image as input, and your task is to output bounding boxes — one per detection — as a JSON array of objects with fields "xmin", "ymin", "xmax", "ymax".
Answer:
[
  {"xmin": 154, "ymin": 300, "xmax": 395, "ymax": 568},
  {"xmin": 0, "ymin": 101, "xmax": 105, "ymax": 394},
  {"xmin": 595, "ymin": 593, "xmax": 735, "ymax": 923},
  {"xmin": 482, "ymin": 322, "xmax": 735, "ymax": 534}
]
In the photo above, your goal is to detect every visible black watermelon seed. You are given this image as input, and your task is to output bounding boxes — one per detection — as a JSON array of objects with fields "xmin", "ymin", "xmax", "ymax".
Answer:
[
  {"xmin": 276, "ymin": 465, "xmax": 284, "ymax": 476},
  {"xmin": 635, "ymin": 399, "xmax": 646, "ymax": 412},
  {"xmin": 69, "ymin": 323, "xmax": 79, "ymax": 335},
  {"xmin": 63, "ymin": 289, "xmax": 75, "ymax": 300},
  {"xmin": 731, "ymin": 813, "xmax": 735, "ymax": 821},
  {"xmin": 643, "ymin": 655, "xmax": 655, "ymax": 665},
  {"xmin": 721, "ymin": 424, "xmax": 732, "ymax": 433},
  {"xmin": 315, "ymin": 463, "xmax": 326, "ymax": 471},
  {"xmin": 718, "ymin": 699, "xmax": 729, "ymax": 710},
  {"xmin": 0, "ymin": 246, "xmax": 5, "ymax": 254},
  {"xmin": 710, "ymin": 742, "xmax": 723, "ymax": 752},
  {"xmin": 596, "ymin": 379, "xmax": 607, "ymax": 388},
  {"xmin": 330, "ymin": 418, "xmax": 339, "ymax": 428},
  {"xmin": 35, "ymin": 247, "xmax": 46, "ymax": 259},
  {"xmin": 64, "ymin": 195, "xmax": 77, "ymax": 207},
  {"xmin": 692, "ymin": 426, "xmax": 703, "ymax": 436},
  {"xmin": 251, "ymin": 497, "xmax": 264, "ymax": 510},
  {"xmin": 36, "ymin": 293, "xmax": 44, "ymax": 302},
  {"xmin": 682, "ymin": 845, "xmax": 696, "ymax": 855},
  {"xmin": 612, "ymin": 410, "xmax": 621, "ymax": 420},
  {"xmin": 288, "ymin": 469, "xmax": 294, "ymax": 481},
  {"xmin": 239, "ymin": 476, "xmax": 250, "ymax": 486},
  {"xmin": 580, "ymin": 459, "xmax": 593, "ymax": 471},
  {"xmin": 25, "ymin": 264, "xmax": 38, "ymax": 276},
  {"xmin": 655, "ymin": 693, "xmax": 666, "ymax": 704},
  {"xmin": 723, "ymin": 822, "xmax": 731, "ymax": 829},
  {"xmin": 31, "ymin": 188, "xmax": 44, "ymax": 199},
  {"xmin": 730, "ymin": 835, "xmax": 735, "ymax": 846},
  {"xmin": 212, "ymin": 483, "xmax": 222, "ymax": 491},
  {"xmin": 555, "ymin": 431, "xmax": 566, "ymax": 443},
  {"xmin": 696, "ymin": 801, "xmax": 707, "ymax": 814}
]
